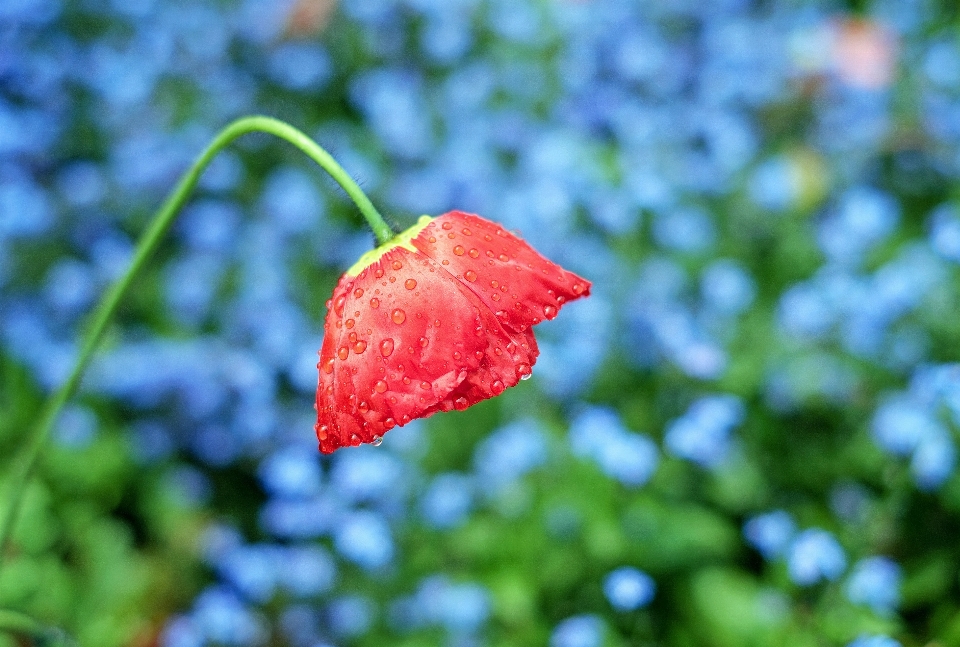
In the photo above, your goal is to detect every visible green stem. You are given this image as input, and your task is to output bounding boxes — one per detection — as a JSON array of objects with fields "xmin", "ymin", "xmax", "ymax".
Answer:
[{"xmin": 0, "ymin": 115, "xmax": 391, "ymax": 569}]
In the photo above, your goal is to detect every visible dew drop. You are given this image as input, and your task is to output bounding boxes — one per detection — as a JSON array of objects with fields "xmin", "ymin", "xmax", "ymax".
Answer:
[
  {"xmin": 544, "ymin": 305, "xmax": 558, "ymax": 320},
  {"xmin": 350, "ymin": 434, "xmax": 360, "ymax": 444},
  {"xmin": 338, "ymin": 346, "xmax": 349, "ymax": 360},
  {"xmin": 354, "ymin": 340, "xmax": 367, "ymax": 354},
  {"xmin": 325, "ymin": 298, "xmax": 332, "ymax": 310},
  {"xmin": 518, "ymin": 363, "xmax": 532, "ymax": 380},
  {"xmin": 442, "ymin": 221, "xmax": 453, "ymax": 230},
  {"xmin": 491, "ymin": 280, "xmax": 499, "ymax": 288},
  {"xmin": 392, "ymin": 260, "xmax": 403, "ymax": 270},
  {"xmin": 453, "ymin": 245, "xmax": 465, "ymax": 256},
  {"xmin": 375, "ymin": 268, "xmax": 384, "ymax": 278},
  {"xmin": 491, "ymin": 380, "xmax": 505, "ymax": 395},
  {"xmin": 345, "ymin": 318, "xmax": 355, "ymax": 329},
  {"xmin": 374, "ymin": 379, "xmax": 388, "ymax": 393},
  {"xmin": 383, "ymin": 418, "xmax": 396, "ymax": 430},
  {"xmin": 521, "ymin": 373, "xmax": 532, "ymax": 381},
  {"xmin": 484, "ymin": 234, "xmax": 492, "ymax": 241},
  {"xmin": 348, "ymin": 332, "xmax": 358, "ymax": 343},
  {"xmin": 468, "ymin": 248, "xmax": 479, "ymax": 258},
  {"xmin": 380, "ymin": 338, "xmax": 395, "ymax": 357},
  {"xmin": 334, "ymin": 295, "xmax": 346, "ymax": 316},
  {"xmin": 403, "ymin": 376, "xmax": 411, "ymax": 385},
  {"xmin": 420, "ymin": 381, "xmax": 431, "ymax": 390},
  {"xmin": 474, "ymin": 350, "xmax": 484, "ymax": 360},
  {"xmin": 317, "ymin": 424, "xmax": 329, "ymax": 440},
  {"xmin": 392, "ymin": 308, "xmax": 406, "ymax": 324},
  {"xmin": 372, "ymin": 435, "xmax": 383, "ymax": 446},
  {"xmin": 389, "ymin": 276, "xmax": 396, "ymax": 283},
  {"xmin": 448, "ymin": 232, "xmax": 456, "ymax": 239},
  {"xmin": 359, "ymin": 400, "xmax": 369, "ymax": 413},
  {"xmin": 401, "ymin": 414, "xmax": 411, "ymax": 424},
  {"xmin": 434, "ymin": 319, "xmax": 441, "ymax": 327},
  {"xmin": 462, "ymin": 228, "xmax": 472, "ymax": 236},
  {"xmin": 354, "ymin": 287, "xmax": 364, "ymax": 298},
  {"xmin": 321, "ymin": 357, "xmax": 335, "ymax": 374},
  {"xmin": 453, "ymin": 351, "xmax": 462, "ymax": 361},
  {"xmin": 499, "ymin": 254, "xmax": 509, "ymax": 262},
  {"xmin": 491, "ymin": 293, "xmax": 501, "ymax": 301},
  {"xmin": 573, "ymin": 282, "xmax": 585, "ymax": 295},
  {"xmin": 454, "ymin": 397, "xmax": 469, "ymax": 411},
  {"xmin": 405, "ymin": 278, "xmax": 417, "ymax": 290},
  {"xmin": 442, "ymin": 259, "xmax": 450, "ymax": 265},
  {"xmin": 429, "ymin": 236, "xmax": 437, "ymax": 243},
  {"xmin": 419, "ymin": 336, "xmax": 428, "ymax": 348},
  {"xmin": 464, "ymin": 269, "xmax": 477, "ymax": 282},
  {"xmin": 370, "ymin": 298, "xmax": 380, "ymax": 309}
]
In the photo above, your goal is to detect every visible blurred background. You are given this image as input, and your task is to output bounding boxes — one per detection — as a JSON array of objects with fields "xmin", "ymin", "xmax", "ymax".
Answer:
[{"xmin": 2, "ymin": 0, "xmax": 960, "ymax": 645}]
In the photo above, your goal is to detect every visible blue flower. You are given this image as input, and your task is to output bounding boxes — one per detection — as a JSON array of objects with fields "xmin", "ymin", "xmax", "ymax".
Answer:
[
  {"xmin": 258, "ymin": 444, "xmax": 323, "ymax": 499},
  {"xmin": 421, "ymin": 472, "xmax": 474, "ymax": 529},
  {"xmin": 743, "ymin": 510, "xmax": 796, "ymax": 559},
  {"xmin": 846, "ymin": 635, "xmax": 902, "ymax": 647},
  {"xmin": 603, "ymin": 567, "xmax": 656, "ymax": 611},
  {"xmin": 333, "ymin": 510, "xmax": 394, "ymax": 570},
  {"xmin": 190, "ymin": 586, "xmax": 267, "ymax": 646},
  {"xmin": 473, "ymin": 419, "xmax": 548, "ymax": 488},
  {"xmin": 787, "ymin": 528, "xmax": 847, "ymax": 586},
  {"xmin": 569, "ymin": 406, "xmax": 659, "ymax": 487},
  {"xmin": 328, "ymin": 595, "xmax": 375, "ymax": 638},
  {"xmin": 845, "ymin": 556, "xmax": 901, "ymax": 615},
  {"xmin": 550, "ymin": 615, "xmax": 604, "ymax": 647},
  {"xmin": 664, "ymin": 395, "xmax": 745, "ymax": 468}
]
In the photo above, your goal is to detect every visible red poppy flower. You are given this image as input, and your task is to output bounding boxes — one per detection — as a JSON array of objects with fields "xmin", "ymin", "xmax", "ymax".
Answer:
[{"xmin": 315, "ymin": 210, "xmax": 590, "ymax": 453}]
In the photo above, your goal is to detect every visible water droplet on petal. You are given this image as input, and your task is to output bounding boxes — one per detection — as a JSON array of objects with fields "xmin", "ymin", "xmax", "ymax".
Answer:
[
  {"xmin": 454, "ymin": 396, "xmax": 469, "ymax": 411},
  {"xmin": 359, "ymin": 401, "xmax": 369, "ymax": 413},
  {"xmin": 442, "ymin": 259, "xmax": 449, "ymax": 265},
  {"xmin": 334, "ymin": 295, "xmax": 346, "ymax": 316},
  {"xmin": 499, "ymin": 254, "xmax": 509, "ymax": 262},
  {"xmin": 338, "ymin": 346, "xmax": 349, "ymax": 360},
  {"xmin": 468, "ymin": 248, "xmax": 479, "ymax": 258},
  {"xmin": 442, "ymin": 221, "xmax": 453, "ymax": 230},
  {"xmin": 491, "ymin": 280, "xmax": 499, "ymax": 288},
  {"xmin": 392, "ymin": 260, "xmax": 403, "ymax": 270},
  {"xmin": 400, "ymin": 414, "xmax": 411, "ymax": 424},
  {"xmin": 383, "ymin": 418, "xmax": 396, "ymax": 430},
  {"xmin": 520, "ymin": 373, "xmax": 532, "ymax": 381},
  {"xmin": 573, "ymin": 282, "xmax": 585, "ymax": 295},
  {"xmin": 375, "ymin": 268, "xmax": 384, "ymax": 279},
  {"xmin": 354, "ymin": 340, "xmax": 367, "ymax": 354},
  {"xmin": 419, "ymin": 337, "xmax": 428, "ymax": 348},
  {"xmin": 380, "ymin": 338, "xmax": 395, "ymax": 357},
  {"xmin": 420, "ymin": 381, "xmax": 431, "ymax": 390},
  {"xmin": 354, "ymin": 288, "xmax": 364, "ymax": 298},
  {"xmin": 464, "ymin": 269, "xmax": 477, "ymax": 282},
  {"xmin": 405, "ymin": 279, "xmax": 417, "ymax": 290},
  {"xmin": 474, "ymin": 350, "xmax": 484, "ymax": 360},
  {"xmin": 392, "ymin": 309, "xmax": 406, "ymax": 324},
  {"xmin": 317, "ymin": 424, "xmax": 329, "ymax": 440},
  {"xmin": 402, "ymin": 376, "xmax": 411, "ymax": 385},
  {"xmin": 518, "ymin": 363, "xmax": 532, "ymax": 379},
  {"xmin": 321, "ymin": 357, "xmax": 335, "ymax": 374},
  {"xmin": 453, "ymin": 351, "xmax": 462, "ymax": 361},
  {"xmin": 372, "ymin": 434, "xmax": 383, "ymax": 446},
  {"xmin": 453, "ymin": 245, "xmax": 465, "ymax": 256},
  {"xmin": 492, "ymin": 380, "xmax": 505, "ymax": 395},
  {"xmin": 374, "ymin": 379, "xmax": 388, "ymax": 393},
  {"xmin": 544, "ymin": 305, "xmax": 558, "ymax": 320},
  {"xmin": 491, "ymin": 293, "xmax": 501, "ymax": 301},
  {"xmin": 462, "ymin": 228, "xmax": 472, "ymax": 236},
  {"xmin": 346, "ymin": 319, "xmax": 355, "ymax": 329}
]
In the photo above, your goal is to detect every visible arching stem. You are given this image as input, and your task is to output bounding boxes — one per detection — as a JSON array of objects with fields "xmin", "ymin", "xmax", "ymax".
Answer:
[{"xmin": 0, "ymin": 115, "xmax": 391, "ymax": 569}]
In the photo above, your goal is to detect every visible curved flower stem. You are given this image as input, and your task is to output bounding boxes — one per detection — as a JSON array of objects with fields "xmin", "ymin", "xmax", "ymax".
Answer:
[{"xmin": 0, "ymin": 115, "xmax": 390, "ymax": 569}]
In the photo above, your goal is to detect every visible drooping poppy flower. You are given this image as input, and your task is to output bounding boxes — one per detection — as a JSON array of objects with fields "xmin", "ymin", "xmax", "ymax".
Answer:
[{"xmin": 315, "ymin": 210, "xmax": 590, "ymax": 453}]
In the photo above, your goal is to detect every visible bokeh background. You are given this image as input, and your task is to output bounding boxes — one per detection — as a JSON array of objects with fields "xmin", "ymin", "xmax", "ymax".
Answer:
[{"xmin": 2, "ymin": 0, "xmax": 960, "ymax": 645}]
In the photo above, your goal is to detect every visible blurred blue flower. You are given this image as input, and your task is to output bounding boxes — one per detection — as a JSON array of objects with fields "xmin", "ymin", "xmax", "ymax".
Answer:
[
  {"xmin": 217, "ymin": 544, "xmax": 281, "ymax": 603},
  {"xmin": 845, "ymin": 556, "xmax": 901, "ymax": 615},
  {"xmin": 280, "ymin": 545, "xmax": 337, "ymax": 598},
  {"xmin": 333, "ymin": 510, "xmax": 394, "ymax": 570},
  {"xmin": 190, "ymin": 586, "xmax": 267, "ymax": 646},
  {"xmin": 53, "ymin": 404, "xmax": 97, "ymax": 449},
  {"xmin": 929, "ymin": 203, "xmax": 960, "ymax": 262},
  {"xmin": 267, "ymin": 42, "xmax": 332, "ymax": 91},
  {"xmin": 817, "ymin": 187, "xmax": 899, "ymax": 266},
  {"xmin": 260, "ymin": 166, "xmax": 325, "ymax": 234},
  {"xmin": 258, "ymin": 444, "xmax": 323, "ymax": 499},
  {"xmin": 743, "ymin": 510, "xmax": 796, "ymax": 559},
  {"xmin": 473, "ymin": 419, "xmax": 548, "ymax": 488},
  {"xmin": 603, "ymin": 567, "xmax": 656, "ymax": 611},
  {"xmin": 421, "ymin": 472, "xmax": 474, "ymax": 529},
  {"xmin": 550, "ymin": 614, "xmax": 604, "ymax": 647},
  {"xmin": 846, "ymin": 636, "xmax": 902, "ymax": 647},
  {"xmin": 652, "ymin": 207, "xmax": 716, "ymax": 253},
  {"xmin": 329, "ymin": 448, "xmax": 405, "ymax": 504},
  {"xmin": 569, "ymin": 406, "xmax": 659, "ymax": 487},
  {"xmin": 260, "ymin": 496, "xmax": 340, "ymax": 539},
  {"xmin": 0, "ymin": 176, "xmax": 54, "ymax": 239},
  {"xmin": 328, "ymin": 595, "xmax": 375, "ymax": 638},
  {"xmin": 160, "ymin": 616, "xmax": 203, "ymax": 647},
  {"xmin": 701, "ymin": 259, "xmax": 756, "ymax": 316},
  {"xmin": 664, "ymin": 395, "xmax": 745, "ymax": 468},
  {"xmin": 749, "ymin": 155, "xmax": 801, "ymax": 211},
  {"xmin": 787, "ymin": 528, "xmax": 847, "ymax": 586}
]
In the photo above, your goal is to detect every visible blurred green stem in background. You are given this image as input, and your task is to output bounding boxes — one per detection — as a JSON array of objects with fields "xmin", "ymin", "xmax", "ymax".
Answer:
[
  {"xmin": 0, "ymin": 609, "xmax": 75, "ymax": 646},
  {"xmin": 0, "ymin": 115, "xmax": 391, "ymax": 575}
]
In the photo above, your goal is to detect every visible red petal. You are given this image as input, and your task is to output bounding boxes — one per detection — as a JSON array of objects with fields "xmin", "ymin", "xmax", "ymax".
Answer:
[{"xmin": 410, "ymin": 211, "xmax": 591, "ymax": 334}]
